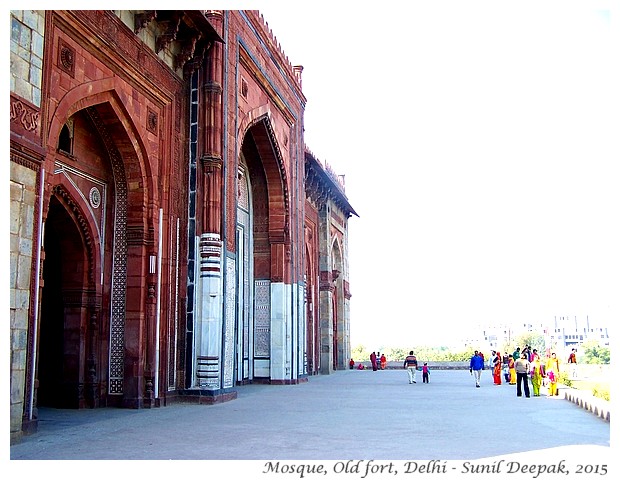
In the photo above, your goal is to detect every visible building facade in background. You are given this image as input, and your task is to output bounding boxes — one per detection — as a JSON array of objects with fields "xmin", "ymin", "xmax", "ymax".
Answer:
[
  {"xmin": 471, "ymin": 315, "xmax": 609, "ymax": 355},
  {"xmin": 9, "ymin": 10, "xmax": 356, "ymax": 444}
]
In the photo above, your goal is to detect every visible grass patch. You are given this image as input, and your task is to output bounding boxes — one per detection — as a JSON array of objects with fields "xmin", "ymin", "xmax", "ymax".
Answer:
[{"xmin": 567, "ymin": 379, "xmax": 610, "ymax": 402}]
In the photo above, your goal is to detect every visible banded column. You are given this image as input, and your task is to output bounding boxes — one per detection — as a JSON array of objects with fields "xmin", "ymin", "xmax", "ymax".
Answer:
[
  {"xmin": 318, "ymin": 204, "xmax": 334, "ymax": 374},
  {"xmin": 194, "ymin": 10, "xmax": 224, "ymax": 389},
  {"xmin": 319, "ymin": 269, "xmax": 336, "ymax": 374}
]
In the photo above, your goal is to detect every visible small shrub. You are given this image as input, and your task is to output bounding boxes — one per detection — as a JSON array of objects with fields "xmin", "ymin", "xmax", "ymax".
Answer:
[
  {"xmin": 558, "ymin": 371, "xmax": 572, "ymax": 388},
  {"xmin": 592, "ymin": 384, "xmax": 610, "ymax": 401}
]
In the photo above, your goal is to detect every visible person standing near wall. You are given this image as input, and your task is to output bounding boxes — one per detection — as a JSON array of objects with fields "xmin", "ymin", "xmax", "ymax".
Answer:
[
  {"xmin": 380, "ymin": 353, "xmax": 387, "ymax": 370},
  {"xmin": 370, "ymin": 352, "xmax": 377, "ymax": 371},
  {"xmin": 568, "ymin": 348, "xmax": 577, "ymax": 379}
]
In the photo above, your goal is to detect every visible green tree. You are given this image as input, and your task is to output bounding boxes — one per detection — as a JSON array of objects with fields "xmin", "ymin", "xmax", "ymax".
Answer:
[
  {"xmin": 351, "ymin": 344, "xmax": 369, "ymax": 362},
  {"xmin": 501, "ymin": 332, "xmax": 545, "ymax": 356},
  {"xmin": 580, "ymin": 340, "xmax": 610, "ymax": 364},
  {"xmin": 382, "ymin": 345, "xmax": 472, "ymax": 362},
  {"xmin": 383, "ymin": 347, "xmax": 408, "ymax": 361}
]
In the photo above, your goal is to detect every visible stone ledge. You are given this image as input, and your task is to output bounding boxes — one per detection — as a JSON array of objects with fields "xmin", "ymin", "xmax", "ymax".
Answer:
[{"xmin": 562, "ymin": 387, "xmax": 610, "ymax": 422}]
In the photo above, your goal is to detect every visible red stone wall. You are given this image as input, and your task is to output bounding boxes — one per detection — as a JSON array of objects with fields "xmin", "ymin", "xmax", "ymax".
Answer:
[
  {"xmin": 221, "ymin": 11, "xmax": 306, "ymax": 285},
  {"xmin": 37, "ymin": 11, "xmax": 189, "ymax": 406}
]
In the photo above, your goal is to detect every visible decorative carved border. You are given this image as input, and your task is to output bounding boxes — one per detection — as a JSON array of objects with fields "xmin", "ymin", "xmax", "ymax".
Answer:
[
  {"xmin": 9, "ymin": 146, "xmax": 42, "ymax": 171},
  {"xmin": 223, "ymin": 257, "xmax": 236, "ymax": 388},
  {"xmin": 86, "ymin": 106, "xmax": 128, "ymax": 396},
  {"xmin": 51, "ymin": 184, "xmax": 96, "ymax": 285},
  {"xmin": 253, "ymin": 279, "xmax": 271, "ymax": 357},
  {"xmin": 10, "ymin": 95, "xmax": 40, "ymax": 135}
]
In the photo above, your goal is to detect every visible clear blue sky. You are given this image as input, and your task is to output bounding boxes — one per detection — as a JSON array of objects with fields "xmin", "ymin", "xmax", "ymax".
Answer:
[{"xmin": 257, "ymin": 1, "xmax": 619, "ymax": 348}]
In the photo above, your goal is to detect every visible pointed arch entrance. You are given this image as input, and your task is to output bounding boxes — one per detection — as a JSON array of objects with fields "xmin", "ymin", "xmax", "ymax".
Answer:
[
  {"xmin": 38, "ymin": 195, "xmax": 93, "ymax": 408},
  {"xmin": 234, "ymin": 113, "xmax": 289, "ymax": 384},
  {"xmin": 36, "ymin": 88, "xmax": 154, "ymax": 410}
]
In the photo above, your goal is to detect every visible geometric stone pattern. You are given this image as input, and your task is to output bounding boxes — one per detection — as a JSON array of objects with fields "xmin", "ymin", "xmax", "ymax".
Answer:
[
  {"xmin": 253, "ymin": 280, "xmax": 271, "ymax": 357},
  {"xmin": 86, "ymin": 107, "xmax": 128, "ymax": 395},
  {"xmin": 223, "ymin": 256, "xmax": 236, "ymax": 388}
]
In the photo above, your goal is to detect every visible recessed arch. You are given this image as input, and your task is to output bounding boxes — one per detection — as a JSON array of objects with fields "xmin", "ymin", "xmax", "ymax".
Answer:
[
  {"xmin": 46, "ymin": 79, "xmax": 156, "ymax": 210},
  {"xmin": 38, "ymin": 191, "xmax": 99, "ymax": 408},
  {"xmin": 238, "ymin": 108, "xmax": 290, "ymax": 246},
  {"xmin": 44, "ymin": 80, "xmax": 158, "ymax": 400}
]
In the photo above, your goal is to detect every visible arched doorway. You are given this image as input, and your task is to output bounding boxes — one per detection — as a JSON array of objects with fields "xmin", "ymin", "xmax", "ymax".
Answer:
[
  {"xmin": 38, "ymin": 196, "xmax": 90, "ymax": 408},
  {"xmin": 234, "ymin": 114, "xmax": 289, "ymax": 383},
  {"xmin": 36, "ymin": 96, "xmax": 150, "ymax": 410}
]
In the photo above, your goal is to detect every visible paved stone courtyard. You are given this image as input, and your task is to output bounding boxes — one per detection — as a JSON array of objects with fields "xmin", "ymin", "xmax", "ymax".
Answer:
[{"xmin": 8, "ymin": 369, "xmax": 612, "ymax": 477}]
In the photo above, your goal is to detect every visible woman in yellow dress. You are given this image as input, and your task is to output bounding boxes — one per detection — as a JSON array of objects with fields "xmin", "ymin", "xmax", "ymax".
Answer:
[
  {"xmin": 508, "ymin": 356, "xmax": 517, "ymax": 385},
  {"xmin": 530, "ymin": 353, "xmax": 544, "ymax": 396},
  {"xmin": 545, "ymin": 352, "xmax": 561, "ymax": 396}
]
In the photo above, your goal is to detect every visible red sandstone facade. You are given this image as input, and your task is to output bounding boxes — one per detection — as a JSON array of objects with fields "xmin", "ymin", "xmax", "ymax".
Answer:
[{"xmin": 9, "ymin": 10, "xmax": 356, "ymax": 444}]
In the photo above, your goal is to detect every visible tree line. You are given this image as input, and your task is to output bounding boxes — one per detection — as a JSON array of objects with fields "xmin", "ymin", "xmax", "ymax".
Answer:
[{"xmin": 352, "ymin": 333, "xmax": 609, "ymax": 364}]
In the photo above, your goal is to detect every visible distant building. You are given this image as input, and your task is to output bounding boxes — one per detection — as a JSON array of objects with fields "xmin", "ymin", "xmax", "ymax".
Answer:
[
  {"xmin": 467, "ymin": 316, "xmax": 609, "ymax": 356},
  {"xmin": 544, "ymin": 315, "xmax": 609, "ymax": 352}
]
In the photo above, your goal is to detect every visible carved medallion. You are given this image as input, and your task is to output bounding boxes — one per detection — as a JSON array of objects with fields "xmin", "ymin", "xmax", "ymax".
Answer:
[{"xmin": 89, "ymin": 186, "xmax": 101, "ymax": 209}]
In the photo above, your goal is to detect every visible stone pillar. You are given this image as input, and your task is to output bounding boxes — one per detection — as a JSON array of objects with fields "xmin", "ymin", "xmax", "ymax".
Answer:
[
  {"xmin": 193, "ymin": 10, "xmax": 225, "ymax": 390},
  {"xmin": 317, "ymin": 204, "xmax": 334, "ymax": 374},
  {"xmin": 269, "ymin": 242, "xmax": 289, "ymax": 382},
  {"xmin": 143, "ymin": 282, "xmax": 156, "ymax": 407},
  {"xmin": 319, "ymin": 270, "xmax": 335, "ymax": 375},
  {"xmin": 195, "ymin": 232, "xmax": 222, "ymax": 388}
]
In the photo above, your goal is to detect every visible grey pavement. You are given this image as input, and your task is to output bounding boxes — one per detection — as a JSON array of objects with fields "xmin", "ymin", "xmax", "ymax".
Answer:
[{"xmin": 8, "ymin": 369, "xmax": 611, "ymax": 462}]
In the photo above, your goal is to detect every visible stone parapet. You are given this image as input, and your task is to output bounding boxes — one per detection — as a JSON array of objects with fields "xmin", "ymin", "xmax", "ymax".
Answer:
[{"xmin": 561, "ymin": 386, "xmax": 610, "ymax": 422}]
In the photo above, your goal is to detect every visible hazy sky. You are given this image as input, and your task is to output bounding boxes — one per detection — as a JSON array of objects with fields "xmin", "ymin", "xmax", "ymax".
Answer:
[{"xmin": 255, "ymin": 1, "xmax": 619, "ymax": 348}]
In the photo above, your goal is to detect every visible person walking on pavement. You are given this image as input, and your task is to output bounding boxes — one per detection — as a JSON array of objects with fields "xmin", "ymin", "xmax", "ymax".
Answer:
[
  {"xmin": 546, "ymin": 352, "xmax": 561, "ymax": 396},
  {"xmin": 530, "ymin": 352, "xmax": 544, "ymax": 396},
  {"xmin": 403, "ymin": 351, "xmax": 418, "ymax": 383},
  {"xmin": 515, "ymin": 352, "xmax": 531, "ymax": 397},
  {"xmin": 469, "ymin": 350, "xmax": 484, "ymax": 387},
  {"xmin": 422, "ymin": 362, "xmax": 431, "ymax": 383}
]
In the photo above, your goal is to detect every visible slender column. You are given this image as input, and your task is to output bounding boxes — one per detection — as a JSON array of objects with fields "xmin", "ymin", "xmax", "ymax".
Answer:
[
  {"xmin": 86, "ymin": 302, "xmax": 100, "ymax": 408},
  {"xmin": 319, "ymin": 270, "xmax": 336, "ymax": 375},
  {"xmin": 194, "ymin": 10, "xmax": 225, "ymax": 389},
  {"xmin": 318, "ymin": 204, "xmax": 334, "ymax": 374},
  {"xmin": 143, "ymin": 282, "xmax": 156, "ymax": 407}
]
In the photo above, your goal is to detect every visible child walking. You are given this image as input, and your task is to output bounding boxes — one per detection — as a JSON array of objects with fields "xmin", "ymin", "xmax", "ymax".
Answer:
[{"xmin": 422, "ymin": 363, "xmax": 431, "ymax": 383}]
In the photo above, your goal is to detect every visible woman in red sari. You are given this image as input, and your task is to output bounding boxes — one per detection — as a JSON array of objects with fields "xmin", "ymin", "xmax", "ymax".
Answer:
[{"xmin": 493, "ymin": 351, "xmax": 502, "ymax": 384}]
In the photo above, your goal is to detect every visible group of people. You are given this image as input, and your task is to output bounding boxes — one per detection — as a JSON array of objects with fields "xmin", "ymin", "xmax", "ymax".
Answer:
[
  {"xmin": 469, "ymin": 346, "xmax": 564, "ymax": 397},
  {"xmin": 349, "ymin": 352, "xmax": 388, "ymax": 371},
  {"xmin": 369, "ymin": 352, "xmax": 387, "ymax": 371}
]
